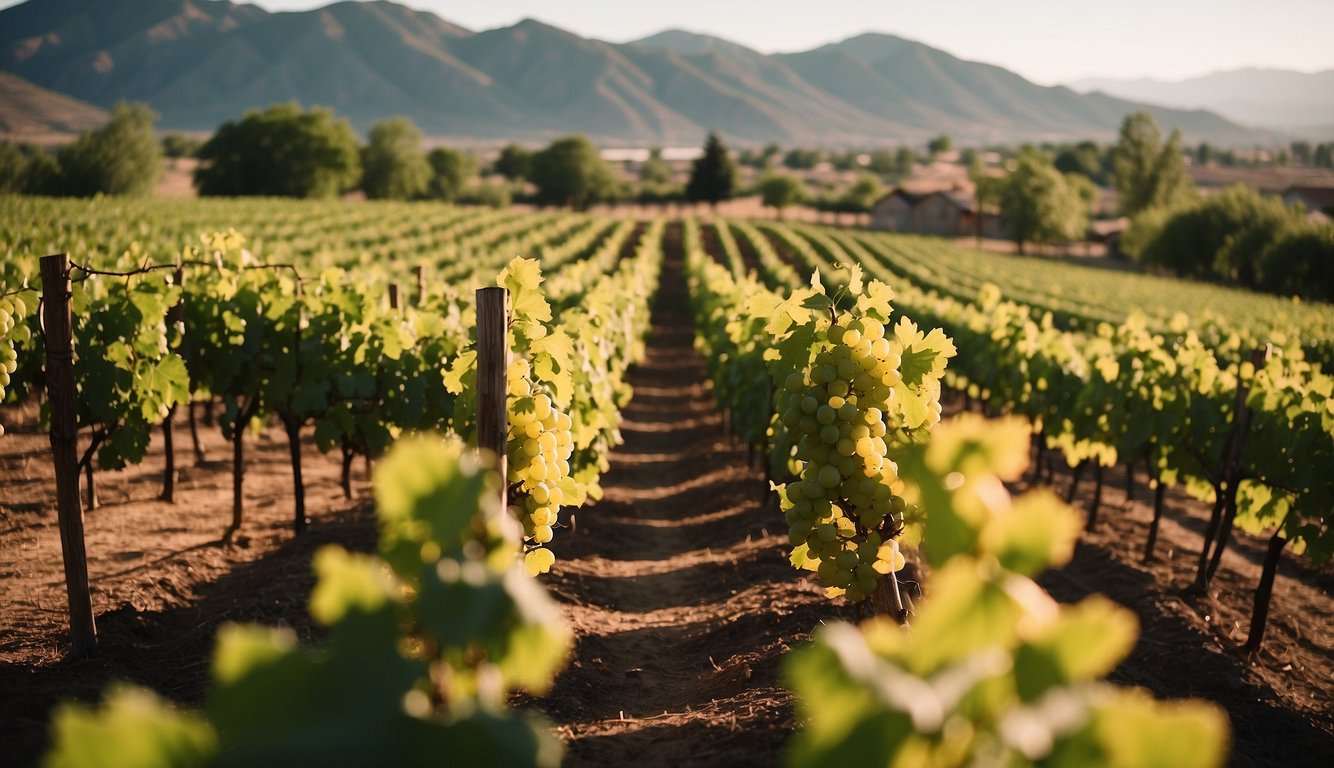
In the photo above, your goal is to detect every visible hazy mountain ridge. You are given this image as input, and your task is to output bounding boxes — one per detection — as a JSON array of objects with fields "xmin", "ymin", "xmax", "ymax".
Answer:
[
  {"xmin": 0, "ymin": 70, "xmax": 107, "ymax": 138},
  {"xmin": 1072, "ymin": 68, "xmax": 1334, "ymax": 134},
  {"xmin": 0, "ymin": 0, "xmax": 1267, "ymax": 145}
]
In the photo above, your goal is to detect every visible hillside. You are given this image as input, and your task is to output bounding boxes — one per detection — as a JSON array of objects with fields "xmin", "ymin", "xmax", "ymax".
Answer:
[
  {"xmin": 0, "ymin": 0, "xmax": 1268, "ymax": 145},
  {"xmin": 0, "ymin": 70, "xmax": 106, "ymax": 140},
  {"xmin": 1072, "ymin": 68, "xmax": 1334, "ymax": 135}
]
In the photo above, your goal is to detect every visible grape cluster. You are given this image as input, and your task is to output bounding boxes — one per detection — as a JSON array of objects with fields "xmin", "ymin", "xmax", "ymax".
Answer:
[
  {"xmin": 778, "ymin": 317, "xmax": 911, "ymax": 601},
  {"xmin": 506, "ymin": 366, "xmax": 575, "ymax": 574},
  {"xmin": 0, "ymin": 294, "xmax": 26, "ymax": 418}
]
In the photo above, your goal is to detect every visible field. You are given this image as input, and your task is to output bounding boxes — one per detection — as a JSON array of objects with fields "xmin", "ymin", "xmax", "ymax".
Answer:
[{"xmin": 0, "ymin": 198, "xmax": 1331, "ymax": 767}]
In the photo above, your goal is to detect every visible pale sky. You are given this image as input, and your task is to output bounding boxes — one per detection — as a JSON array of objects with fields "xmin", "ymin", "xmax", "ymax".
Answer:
[{"xmin": 6, "ymin": 0, "xmax": 1333, "ymax": 84}]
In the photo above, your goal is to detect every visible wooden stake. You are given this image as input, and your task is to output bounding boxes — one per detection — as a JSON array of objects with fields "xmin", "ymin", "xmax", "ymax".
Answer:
[
  {"xmin": 40, "ymin": 253, "xmax": 97, "ymax": 658},
  {"xmin": 476, "ymin": 286, "xmax": 509, "ymax": 511},
  {"xmin": 388, "ymin": 283, "xmax": 400, "ymax": 311},
  {"xmin": 414, "ymin": 266, "xmax": 426, "ymax": 305}
]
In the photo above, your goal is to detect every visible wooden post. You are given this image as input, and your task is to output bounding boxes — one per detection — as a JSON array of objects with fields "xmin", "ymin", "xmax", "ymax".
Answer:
[
  {"xmin": 161, "ymin": 267, "xmax": 183, "ymax": 503},
  {"xmin": 388, "ymin": 283, "xmax": 400, "ymax": 311},
  {"xmin": 414, "ymin": 266, "xmax": 426, "ymax": 306},
  {"xmin": 476, "ymin": 287, "xmax": 509, "ymax": 511},
  {"xmin": 40, "ymin": 253, "xmax": 97, "ymax": 658}
]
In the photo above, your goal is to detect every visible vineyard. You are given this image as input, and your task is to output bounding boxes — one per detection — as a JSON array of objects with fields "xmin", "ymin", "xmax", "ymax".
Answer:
[{"xmin": 0, "ymin": 197, "xmax": 1330, "ymax": 767}]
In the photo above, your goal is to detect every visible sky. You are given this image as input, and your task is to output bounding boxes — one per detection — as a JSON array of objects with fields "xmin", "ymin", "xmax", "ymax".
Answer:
[{"xmin": 5, "ymin": 0, "xmax": 1333, "ymax": 84}]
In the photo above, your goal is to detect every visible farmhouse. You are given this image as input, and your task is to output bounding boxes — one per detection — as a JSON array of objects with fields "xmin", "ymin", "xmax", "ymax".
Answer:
[
  {"xmin": 1282, "ymin": 184, "xmax": 1334, "ymax": 219},
  {"xmin": 870, "ymin": 184, "xmax": 1003, "ymax": 238}
]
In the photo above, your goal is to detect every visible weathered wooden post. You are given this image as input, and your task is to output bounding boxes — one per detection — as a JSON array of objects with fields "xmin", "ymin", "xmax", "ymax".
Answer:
[
  {"xmin": 40, "ymin": 253, "xmax": 97, "ymax": 658},
  {"xmin": 161, "ymin": 266, "xmax": 184, "ymax": 503},
  {"xmin": 388, "ymin": 283, "xmax": 400, "ymax": 311},
  {"xmin": 414, "ymin": 266, "xmax": 426, "ymax": 306},
  {"xmin": 476, "ymin": 287, "xmax": 509, "ymax": 511}
]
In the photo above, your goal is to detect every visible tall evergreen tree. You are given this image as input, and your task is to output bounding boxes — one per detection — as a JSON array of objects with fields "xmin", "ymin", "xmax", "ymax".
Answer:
[{"xmin": 686, "ymin": 132, "xmax": 736, "ymax": 208}]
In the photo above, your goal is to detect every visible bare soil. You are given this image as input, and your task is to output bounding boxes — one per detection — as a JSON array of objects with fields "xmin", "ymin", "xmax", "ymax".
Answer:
[{"xmin": 0, "ymin": 232, "xmax": 1329, "ymax": 767}]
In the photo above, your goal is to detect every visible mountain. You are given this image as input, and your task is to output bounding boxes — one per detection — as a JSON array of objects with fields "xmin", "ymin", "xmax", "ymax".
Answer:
[
  {"xmin": 1071, "ymin": 69, "xmax": 1334, "ymax": 135},
  {"xmin": 0, "ymin": 70, "xmax": 106, "ymax": 138},
  {"xmin": 0, "ymin": 0, "xmax": 1268, "ymax": 146}
]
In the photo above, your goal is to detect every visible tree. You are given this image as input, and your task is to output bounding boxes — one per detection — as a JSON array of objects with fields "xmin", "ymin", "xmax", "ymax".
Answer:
[
  {"xmin": 361, "ymin": 117, "xmax": 430, "ymax": 200},
  {"xmin": 1054, "ymin": 140, "xmax": 1105, "ymax": 183},
  {"xmin": 494, "ymin": 143, "xmax": 533, "ymax": 181},
  {"xmin": 866, "ymin": 149, "xmax": 897, "ymax": 175},
  {"xmin": 841, "ymin": 174, "xmax": 884, "ymax": 213},
  {"xmin": 927, "ymin": 134, "xmax": 952, "ymax": 156},
  {"xmin": 759, "ymin": 174, "xmax": 805, "ymax": 219},
  {"xmin": 0, "ymin": 142, "xmax": 29, "ymax": 194},
  {"xmin": 1255, "ymin": 223, "xmax": 1334, "ymax": 301},
  {"xmin": 195, "ymin": 103, "xmax": 360, "ymax": 198},
  {"xmin": 639, "ymin": 148, "xmax": 672, "ymax": 186},
  {"xmin": 1112, "ymin": 111, "xmax": 1192, "ymax": 216},
  {"xmin": 425, "ymin": 147, "xmax": 477, "ymax": 202},
  {"xmin": 1195, "ymin": 142, "xmax": 1214, "ymax": 167},
  {"xmin": 162, "ymin": 133, "xmax": 202, "ymax": 160},
  {"xmin": 997, "ymin": 148, "xmax": 1090, "ymax": 254},
  {"xmin": 56, "ymin": 102, "xmax": 161, "ymax": 197},
  {"xmin": 686, "ymin": 132, "xmax": 737, "ymax": 208},
  {"xmin": 783, "ymin": 147, "xmax": 822, "ymax": 170},
  {"xmin": 529, "ymin": 135, "xmax": 615, "ymax": 209},
  {"xmin": 1136, "ymin": 185, "xmax": 1302, "ymax": 285},
  {"xmin": 1315, "ymin": 143, "xmax": 1334, "ymax": 170},
  {"xmin": 894, "ymin": 147, "xmax": 916, "ymax": 178}
]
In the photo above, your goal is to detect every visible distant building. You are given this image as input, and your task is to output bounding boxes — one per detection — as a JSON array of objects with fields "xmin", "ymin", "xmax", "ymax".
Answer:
[
  {"xmin": 1282, "ymin": 185, "xmax": 1334, "ymax": 217},
  {"xmin": 870, "ymin": 184, "xmax": 1002, "ymax": 238}
]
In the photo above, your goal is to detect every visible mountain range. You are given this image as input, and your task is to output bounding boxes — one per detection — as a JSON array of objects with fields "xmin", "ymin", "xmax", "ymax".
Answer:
[
  {"xmin": 1072, "ymin": 69, "xmax": 1334, "ymax": 136},
  {"xmin": 0, "ymin": 0, "xmax": 1267, "ymax": 146}
]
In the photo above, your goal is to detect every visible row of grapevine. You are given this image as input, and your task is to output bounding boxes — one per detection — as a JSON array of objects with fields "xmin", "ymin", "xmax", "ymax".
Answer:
[
  {"xmin": 850, "ymin": 228, "xmax": 1334, "ymax": 368},
  {"xmin": 746, "ymin": 220, "xmax": 1333, "ymax": 651},
  {"xmin": 681, "ymin": 219, "xmax": 1229, "ymax": 767},
  {"xmin": 2, "ymin": 213, "xmax": 662, "ymax": 667}
]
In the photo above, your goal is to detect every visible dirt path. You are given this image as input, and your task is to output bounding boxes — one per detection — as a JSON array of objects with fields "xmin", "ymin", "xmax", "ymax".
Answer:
[{"xmin": 535, "ymin": 236, "xmax": 845, "ymax": 766}]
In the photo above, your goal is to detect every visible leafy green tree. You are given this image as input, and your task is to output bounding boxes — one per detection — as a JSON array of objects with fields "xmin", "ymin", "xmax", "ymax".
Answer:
[
  {"xmin": 997, "ymin": 148, "xmax": 1090, "ymax": 254},
  {"xmin": 927, "ymin": 133, "xmax": 952, "ymax": 156},
  {"xmin": 783, "ymin": 147, "xmax": 822, "ymax": 170},
  {"xmin": 639, "ymin": 148, "xmax": 672, "ymax": 186},
  {"xmin": 1136, "ymin": 185, "xmax": 1302, "ymax": 285},
  {"xmin": 759, "ymin": 173, "xmax": 805, "ymax": 219},
  {"xmin": 1112, "ymin": 111, "xmax": 1193, "ymax": 216},
  {"xmin": 841, "ymin": 173, "xmax": 884, "ymax": 213},
  {"xmin": 1315, "ymin": 143, "xmax": 1334, "ymax": 169},
  {"xmin": 894, "ymin": 146, "xmax": 916, "ymax": 177},
  {"xmin": 195, "ymin": 103, "xmax": 360, "ymax": 198},
  {"xmin": 424, "ymin": 146, "xmax": 477, "ymax": 202},
  {"xmin": 1054, "ymin": 140, "xmax": 1105, "ymax": 183},
  {"xmin": 1195, "ymin": 142, "xmax": 1214, "ymax": 167},
  {"xmin": 493, "ymin": 143, "xmax": 533, "ymax": 181},
  {"xmin": 162, "ymin": 133, "xmax": 202, "ymax": 160},
  {"xmin": 829, "ymin": 150, "xmax": 860, "ymax": 172},
  {"xmin": 56, "ymin": 102, "xmax": 161, "ymax": 197},
  {"xmin": 686, "ymin": 132, "xmax": 737, "ymax": 208},
  {"xmin": 0, "ymin": 142, "xmax": 29, "ymax": 194},
  {"xmin": 529, "ymin": 135, "xmax": 615, "ymax": 209},
  {"xmin": 361, "ymin": 117, "xmax": 431, "ymax": 200},
  {"xmin": 1255, "ymin": 223, "xmax": 1334, "ymax": 300},
  {"xmin": 866, "ymin": 149, "xmax": 896, "ymax": 175}
]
